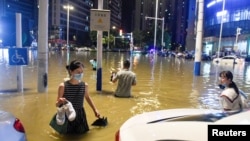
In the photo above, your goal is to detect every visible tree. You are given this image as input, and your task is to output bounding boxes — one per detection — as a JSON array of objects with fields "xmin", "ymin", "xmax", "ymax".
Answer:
[
  {"xmin": 133, "ymin": 29, "xmax": 142, "ymax": 47},
  {"xmin": 90, "ymin": 31, "xmax": 97, "ymax": 46}
]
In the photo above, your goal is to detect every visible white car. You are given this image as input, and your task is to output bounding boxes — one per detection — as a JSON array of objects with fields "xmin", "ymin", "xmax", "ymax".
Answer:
[
  {"xmin": 76, "ymin": 47, "xmax": 93, "ymax": 51},
  {"xmin": 213, "ymin": 55, "xmax": 244, "ymax": 65},
  {"xmin": 0, "ymin": 110, "xmax": 27, "ymax": 141},
  {"xmin": 115, "ymin": 108, "xmax": 250, "ymax": 141}
]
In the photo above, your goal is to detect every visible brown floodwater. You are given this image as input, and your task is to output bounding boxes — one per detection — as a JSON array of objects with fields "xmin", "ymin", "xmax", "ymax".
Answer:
[{"xmin": 0, "ymin": 49, "xmax": 249, "ymax": 141}]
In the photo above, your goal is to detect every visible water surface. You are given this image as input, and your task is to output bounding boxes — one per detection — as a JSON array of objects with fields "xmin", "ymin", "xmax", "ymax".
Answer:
[{"xmin": 0, "ymin": 49, "xmax": 249, "ymax": 141}]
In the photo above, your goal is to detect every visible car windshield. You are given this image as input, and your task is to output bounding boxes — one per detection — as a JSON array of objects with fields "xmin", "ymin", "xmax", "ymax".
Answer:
[{"xmin": 147, "ymin": 112, "xmax": 228, "ymax": 124}]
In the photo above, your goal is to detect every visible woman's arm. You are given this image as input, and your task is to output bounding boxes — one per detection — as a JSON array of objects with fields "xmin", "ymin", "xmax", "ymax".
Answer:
[
  {"xmin": 84, "ymin": 83, "xmax": 100, "ymax": 117},
  {"xmin": 56, "ymin": 82, "xmax": 66, "ymax": 107},
  {"xmin": 220, "ymin": 95, "xmax": 232, "ymax": 111}
]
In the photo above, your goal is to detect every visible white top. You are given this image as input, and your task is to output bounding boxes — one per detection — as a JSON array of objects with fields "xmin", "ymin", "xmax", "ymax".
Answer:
[{"xmin": 220, "ymin": 88, "xmax": 242, "ymax": 112}]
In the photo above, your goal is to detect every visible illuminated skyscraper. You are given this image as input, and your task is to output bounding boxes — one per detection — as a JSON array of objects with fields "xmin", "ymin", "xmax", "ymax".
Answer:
[{"xmin": 203, "ymin": 0, "xmax": 250, "ymax": 56}]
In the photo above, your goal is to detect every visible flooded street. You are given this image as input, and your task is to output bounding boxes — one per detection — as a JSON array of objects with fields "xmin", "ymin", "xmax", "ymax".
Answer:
[{"xmin": 0, "ymin": 49, "xmax": 250, "ymax": 141}]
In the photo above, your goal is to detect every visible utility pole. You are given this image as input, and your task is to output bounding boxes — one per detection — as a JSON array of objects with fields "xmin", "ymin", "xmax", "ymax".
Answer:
[
  {"xmin": 145, "ymin": 16, "xmax": 165, "ymax": 52},
  {"xmin": 194, "ymin": 0, "xmax": 204, "ymax": 76}
]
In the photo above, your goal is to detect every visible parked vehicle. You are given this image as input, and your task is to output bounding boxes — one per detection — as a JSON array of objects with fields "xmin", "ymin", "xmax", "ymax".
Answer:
[
  {"xmin": 213, "ymin": 55, "xmax": 244, "ymax": 65},
  {"xmin": 0, "ymin": 110, "xmax": 27, "ymax": 141},
  {"xmin": 115, "ymin": 108, "xmax": 250, "ymax": 141}
]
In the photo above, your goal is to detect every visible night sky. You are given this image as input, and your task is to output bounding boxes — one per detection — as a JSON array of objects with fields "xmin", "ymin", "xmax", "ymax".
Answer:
[
  {"xmin": 121, "ymin": 0, "xmax": 134, "ymax": 32},
  {"xmin": 93, "ymin": 0, "xmax": 134, "ymax": 32}
]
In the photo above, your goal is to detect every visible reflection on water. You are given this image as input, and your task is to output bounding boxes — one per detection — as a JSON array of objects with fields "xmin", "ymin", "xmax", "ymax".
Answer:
[{"xmin": 0, "ymin": 49, "xmax": 250, "ymax": 141}]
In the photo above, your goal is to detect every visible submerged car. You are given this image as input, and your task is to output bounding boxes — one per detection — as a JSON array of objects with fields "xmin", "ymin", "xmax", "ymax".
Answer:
[
  {"xmin": 0, "ymin": 110, "xmax": 27, "ymax": 141},
  {"xmin": 213, "ymin": 55, "xmax": 244, "ymax": 65},
  {"xmin": 115, "ymin": 108, "xmax": 250, "ymax": 141}
]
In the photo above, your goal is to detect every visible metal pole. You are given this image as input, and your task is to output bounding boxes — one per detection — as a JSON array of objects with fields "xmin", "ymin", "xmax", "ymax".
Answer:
[
  {"xmin": 107, "ymin": 30, "xmax": 110, "ymax": 50},
  {"xmin": 146, "ymin": 16, "xmax": 165, "ymax": 53},
  {"xmin": 235, "ymin": 29, "xmax": 238, "ymax": 51},
  {"xmin": 235, "ymin": 27, "xmax": 241, "ymax": 52},
  {"xmin": 67, "ymin": 8, "xmax": 69, "ymax": 49},
  {"xmin": 218, "ymin": 0, "xmax": 225, "ymax": 58},
  {"xmin": 66, "ymin": 6, "xmax": 70, "ymax": 65},
  {"xmin": 154, "ymin": 0, "xmax": 159, "ymax": 53},
  {"xmin": 63, "ymin": 5, "xmax": 73, "ymax": 65},
  {"xmin": 161, "ymin": 17, "xmax": 164, "ymax": 52},
  {"xmin": 130, "ymin": 32, "xmax": 133, "ymax": 53},
  {"xmin": 96, "ymin": 0, "xmax": 103, "ymax": 91},
  {"xmin": 16, "ymin": 13, "xmax": 23, "ymax": 93},
  {"xmin": 194, "ymin": 0, "xmax": 204, "ymax": 76},
  {"xmin": 37, "ymin": 0, "xmax": 48, "ymax": 93}
]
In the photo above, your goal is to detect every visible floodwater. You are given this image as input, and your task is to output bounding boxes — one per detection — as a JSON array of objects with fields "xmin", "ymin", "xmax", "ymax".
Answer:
[{"xmin": 0, "ymin": 49, "xmax": 250, "ymax": 141}]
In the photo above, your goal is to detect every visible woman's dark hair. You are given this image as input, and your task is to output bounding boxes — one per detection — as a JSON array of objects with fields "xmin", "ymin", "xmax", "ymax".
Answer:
[
  {"xmin": 66, "ymin": 60, "xmax": 84, "ymax": 74},
  {"xmin": 219, "ymin": 70, "xmax": 239, "ymax": 94}
]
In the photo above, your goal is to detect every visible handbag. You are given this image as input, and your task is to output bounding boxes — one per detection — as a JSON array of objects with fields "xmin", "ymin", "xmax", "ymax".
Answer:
[
  {"xmin": 91, "ymin": 117, "xmax": 108, "ymax": 127},
  {"xmin": 49, "ymin": 113, "xmax": 68, "ymax": 134}
]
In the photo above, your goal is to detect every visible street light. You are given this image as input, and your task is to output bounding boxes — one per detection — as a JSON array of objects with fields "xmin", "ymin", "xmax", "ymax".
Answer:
[
  {"xmin": 235, "ymin": 27, "xmax": 242, "ymax": 51},
  {"xmin": 145, "ymin": 16, "xmax": 165, "ymax": 52},
  {"xmin": 107, "ymin": 26, "xmax": 117, "ymax": 50},
  {"xmin": 217, "ymin": 0, "xmax": 225, "ymax": 58},
  {"xmin": 113, "ymin": 32, "xmax": 133, "ymax": 51},
  {"xmin": 63, "ymin": 5, "xmax": 73, "ymax": 65},
  {"xmin": 63, "ymin": 5, "xmax": 74, "ymax": 50}
]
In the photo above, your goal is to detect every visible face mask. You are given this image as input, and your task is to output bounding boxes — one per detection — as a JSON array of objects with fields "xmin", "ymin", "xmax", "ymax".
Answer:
[
  {"xmin": 218, "ymin": 84, "xmax": 225, "ymax": 89},
  {"xmin": 73, "ymin": 73, "xmax": 83, "ymax": 81},
  {"xmin": 218, "ymin": 83, "xmax": 227, "ymax": 89}
]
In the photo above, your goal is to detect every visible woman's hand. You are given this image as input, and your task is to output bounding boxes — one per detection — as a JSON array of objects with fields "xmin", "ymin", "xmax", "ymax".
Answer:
[
  {"xmin": 56, "ymin": 97, "xmax": 66, "ymax": 107},
  {"xmin": 94, "ymin": 109, "xmax": 100, "ymax": 118}
]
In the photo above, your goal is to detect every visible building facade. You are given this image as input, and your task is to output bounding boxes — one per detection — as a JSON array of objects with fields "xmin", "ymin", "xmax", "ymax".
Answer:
[
  {"xmin": 0, "ymin": 0, "xmax": 38, "ymax": 47},
  {"xmin": 203, "ymin": 0, "xmax": 250, "ymax": 56},
  {"xmin": 130, "ymin": 0, "xmax": 189, "ymax": 50},
  {"xmin": 185, "ymin": 0, "xmax": 196, "ymax": 51},
  {"xmin": 49, "ymin": 0, "xmax": 94, "ymax": 47},
  {"xmin": 0, "ymin": 0, "xmax": 95, "ymax": 47}
]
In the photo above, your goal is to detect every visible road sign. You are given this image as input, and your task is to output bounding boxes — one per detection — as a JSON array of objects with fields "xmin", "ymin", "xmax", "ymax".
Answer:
[
  {"xmin": 90, "ymin": 9, "xmax": 110, "ymax": 31},
  {"xmin": 8, "ymin": 48, "xmax": 28, "ymax": 65}
]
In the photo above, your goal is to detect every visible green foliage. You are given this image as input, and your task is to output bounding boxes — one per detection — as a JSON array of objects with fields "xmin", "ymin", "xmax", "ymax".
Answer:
[
  {"xmin": 90, "ymin": 31, "xmax": 97, "ymax": 45},
  {"xmin": 132, "ymin": 26, "xmax": 172, "ymax": 51}
]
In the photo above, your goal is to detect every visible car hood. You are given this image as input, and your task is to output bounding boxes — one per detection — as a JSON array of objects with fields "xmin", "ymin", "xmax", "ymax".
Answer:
[
  {"xmin": 119, "ymin": 108, "xmax": 223, "ymax": 141},
  {"xmin": 120, "ymin": 108, "xmax": 221, "ymax": 130},
  {"xmin": 120, "ymin": 121, "xmax": 210, "ymax": 141},
  {"xmin": 215, "ymin": 110, "xmax": 250, "ymax": 124}
]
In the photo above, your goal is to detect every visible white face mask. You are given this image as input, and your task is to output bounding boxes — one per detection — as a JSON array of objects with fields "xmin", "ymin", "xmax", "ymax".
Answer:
[{"xmin": 73, "ymin": 73, "xmax": 83, "ymax": 81}]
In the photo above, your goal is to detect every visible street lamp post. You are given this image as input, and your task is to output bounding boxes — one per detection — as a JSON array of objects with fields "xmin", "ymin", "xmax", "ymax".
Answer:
[
  {"xmin": 114, "ymin": 32, "xmax": 133, "ymax": 51},
  {"xmin": 108, "ymin": 26, "xmax": 116, "ymax": 50},
  {"xmin": 63, "ymin": 5, "xmax": 73, "ymax": 65},
  {"xmin": 235, "ymin": 27, "xmax": 242, "ymax": 51},
  {"xmin": 217, "ymin": 0, "xmax": 225, "ymax": 58},
  {"xmin": 107, "ymin": 30, "xmax": 110, "ymax": 50},
  {"xmin": 145, "ymin": 16, "xmax": 165, "ymax": 51},
  {"xmin": 154, "ymin": 0, "xmax": 159, "ymax": 53}
]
